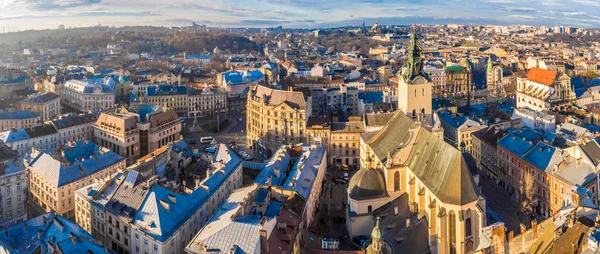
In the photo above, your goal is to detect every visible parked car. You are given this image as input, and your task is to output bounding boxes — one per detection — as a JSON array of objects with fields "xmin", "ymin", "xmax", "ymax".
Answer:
[
  {"xmin": 333, "ymin": 178, "xmax": 346, "ymax": 185},
  {"xmin": 341, "ymin": 164, "xmax": 349, "ymax": 171},
  {"xmin": 200, "ymin": 136, "xmax": 214, "ymax": 144},
  {"xmin": 344, "ymin": 173, "xmax": 349, "ymax": 181},
  {"xmin": 204, "ymin": 146, "xmax": 216, "ymax": 153}
]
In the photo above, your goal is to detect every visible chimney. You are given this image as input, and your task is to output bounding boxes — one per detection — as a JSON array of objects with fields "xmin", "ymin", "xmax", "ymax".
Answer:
[
  {"xmin": 167, "ymin": 194, "xmax": 176, "ymax": 204},
  {"xmin": 206, "ymin": 168, "xmax": 212, "ymax": 179},
  {"xmin": 288, "ymin": 86, "xmax": 293, "ymax": 92},
  {"xmin": 69, "ymin": 232, "xmax": 76, "ymax": 245},
  {"xmin": 38, "ymin": 229, "xmax": 44, "ymax": 239}
]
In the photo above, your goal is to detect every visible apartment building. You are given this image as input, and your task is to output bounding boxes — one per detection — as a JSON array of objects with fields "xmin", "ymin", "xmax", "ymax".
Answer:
[
  {"xmin": 187, "ymin": 87, "xmax": 227, "ymax": 118},
  {"xmin": 51, "ymin": 113, "xmax": 98, "ymax": 146},
  {"xmin": 27, "ymin": 140, "xmax": 126, "ymax": 219},
  {"xmin": 438, "ymin": 111, "xmax": 487, "ymax": 153},
  {"xmin": 94, "ymin": 104, "xmax": 182, "ymax": 165},
  {"xmin": 76, "ymin": 143, "xmax": 243, "ymax": 254},
  {"xmin": 247, "ymin": 85, "xmax": 310, "ymax": 157},
  {"xmin": 18, "ymin": 92, "xmax": 61, "ymax": 122},
  {"xmin": 0, "ymin": 143, "xmax": 26, "ymax": 227},
  {"xmin": 62, "ymin": 80, "xmax": 115, "ymax": 113},
  {"xmin": 0, "ymin": 110, "xmax": 41, "ymax": 131}
]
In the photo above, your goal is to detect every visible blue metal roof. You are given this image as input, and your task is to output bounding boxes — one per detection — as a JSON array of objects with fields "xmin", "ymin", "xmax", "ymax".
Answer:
[
  {"xmin": 0, "ymin": 212, "xmax": 97, "ymax": 253},
  {"xmin": 358, "ymin": 91, "xmax": 384, "ymax": 104},
  {"xmin": 0, "ymin": 110, "xmax": 39, "ymax": 120},
  {"xmin": 4, "ymin": 129, "xmax": 30, "ymax": 143},
  {"xmin": 29, "ymin": 140, "xmax": 125, "ymax": 187},
  {"xmin": 132, "ymin": 144, "xmax": 241, "ymax": 242},
  {"xmin": 127, "ymin": 104, "xmax": 160, "ymax": 122},
  {"xmin": 497, "ymin": 133, "xmax": 535, "ymax": 156},
  {"xmin": 222, "ymin": 70, "xmax": 264, "ymax": 85},
  {"xmin": 523, "ymin": 142, "xmax": 557, "ymax": 171}
]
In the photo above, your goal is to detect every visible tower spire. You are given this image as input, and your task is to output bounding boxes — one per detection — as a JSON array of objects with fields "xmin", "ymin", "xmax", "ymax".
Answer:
[
  {"xmin": 371, "ymin": 217, "xmax": 383, "ymax": 251},
  {"xmin": 402, "ymin": 32, "xmax": 428, "ymax": 83}
]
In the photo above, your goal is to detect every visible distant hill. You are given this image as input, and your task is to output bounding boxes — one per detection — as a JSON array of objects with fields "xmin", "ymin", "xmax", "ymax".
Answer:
[{"xmin": 0, "ymin": 26, "xmax": 259, "ymax": 54}]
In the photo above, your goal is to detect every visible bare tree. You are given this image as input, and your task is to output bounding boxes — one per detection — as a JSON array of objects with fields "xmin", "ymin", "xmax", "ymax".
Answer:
[{"xmin": 519, "ymin": 171, "xmax": 537, "ymax": 222}]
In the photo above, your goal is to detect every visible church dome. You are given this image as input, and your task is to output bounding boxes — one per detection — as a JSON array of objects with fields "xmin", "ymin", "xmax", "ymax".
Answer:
[{"xmin": 348, "ymin": 168, "xmax": 387, "ymax": 200}]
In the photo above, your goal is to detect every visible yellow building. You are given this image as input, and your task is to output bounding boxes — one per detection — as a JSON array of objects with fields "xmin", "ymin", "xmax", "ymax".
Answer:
[
  {"xmin": 27, "ymin": 140, "xmax": 126, "ymax": 219},
  {"xmin": 246, "ymin": 85, "xmax": 310, "ymax": 156}
]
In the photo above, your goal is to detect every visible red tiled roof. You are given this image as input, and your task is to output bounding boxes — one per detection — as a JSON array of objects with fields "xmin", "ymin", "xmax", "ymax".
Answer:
[{"xmin": 527, "ymin": 67, "xmax": 557, "ymax": 86}]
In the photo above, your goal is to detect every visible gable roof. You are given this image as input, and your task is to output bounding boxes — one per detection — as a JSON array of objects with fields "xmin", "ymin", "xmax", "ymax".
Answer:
[
  {"xmin": 367, "ymin": 111, "xmax": 479, "ymax": 205},
  {"xmin": 527, "ymin": 67, "xmax": 557, "ymax": 86}
]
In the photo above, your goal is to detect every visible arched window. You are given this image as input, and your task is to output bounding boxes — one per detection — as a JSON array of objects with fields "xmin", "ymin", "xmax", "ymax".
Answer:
[
  {"xmin": 449, "ymin": 211, "xmax": 456, "ymax": 254},
  {"xmin": 412, "ymin": 109, "xmax": 416, "ymax": 117},
  {"xmin": 368, "ymin": 205, "xmax": 372, "ymax": 213},
  {"xmin": 465, "ymin": 217, "xmax": 472, "ymax": 238},
  {"xmin": 394, "ymin": 171, "xmax": 400, "ymax": 191}
]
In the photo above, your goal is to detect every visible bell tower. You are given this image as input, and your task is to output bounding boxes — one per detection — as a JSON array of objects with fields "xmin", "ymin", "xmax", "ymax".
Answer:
[{"xmin": 398, "ymin": 33, "xmax": 432, "ymax": 124}]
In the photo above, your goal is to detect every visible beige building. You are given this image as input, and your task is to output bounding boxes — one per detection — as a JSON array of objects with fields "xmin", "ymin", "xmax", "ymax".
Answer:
[
  {"xmin": 187, "ymin": 87, "xmax": 227, "ymax": 118},
  {"xmin": 27, "ymin": 140, "xmax": 126, "ymax": 219},
  {"xmin": 246, "ymin": 85, "xmax": 311, "ymax": 156},
  {"xmin": 329, "ymin": 121, "xmax": 365, "ymax": 166},
  {"xmin": 0, "ymin": 110, "xmax": 41, "ymax": 131},
  {"xmin": 18, "ymin": 92, "xmax": 61, "ymax": 122},
  {"xmin": 94, "ymin": 104, "xmax": 182, "ymax": 165},
  {"xmin": 306, "ymin": 118, "xmax": 366, "ymax": 166}
]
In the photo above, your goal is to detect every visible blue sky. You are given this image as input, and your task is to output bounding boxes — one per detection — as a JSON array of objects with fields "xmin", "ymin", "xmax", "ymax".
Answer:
[{"xmin": 1, "ymin": 0, "xmax": 600, "ymax": 31}]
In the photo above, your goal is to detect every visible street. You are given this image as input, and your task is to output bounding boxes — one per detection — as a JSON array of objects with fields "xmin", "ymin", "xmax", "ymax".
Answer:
[
  {"xmin": 182, "ymin": 111, "xmax": 266, "ymax": 162},
  {"xmin": 481, "ymin": 176, "xmax": 535, "ymax": 233},
  {"xmin": 309, "ymin": 166, "xmax": 361, "ymax": 251}
]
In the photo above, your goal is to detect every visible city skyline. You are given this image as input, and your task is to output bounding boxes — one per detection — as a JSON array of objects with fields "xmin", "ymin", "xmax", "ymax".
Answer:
[{"xmin": 1, "ymin": 0, "xmax": 600, "ymax": 31}]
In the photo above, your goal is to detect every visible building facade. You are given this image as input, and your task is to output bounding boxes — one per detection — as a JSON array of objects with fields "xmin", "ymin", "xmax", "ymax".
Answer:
[
  {"xmin": 0, "ymin": 143, "xmax": 26, "ymax": 227},
  {"xmin": 187, "ymin": 88, "xmax": 227, "ymax": 118},
  {"xmin": 18, "ymin": 92, "xmax": 61, "ymax": 122},
  {"xmin": 51, "ymin": 113, "xmax": 98, "ymax": 146},
  {"xmin": 247, "ymin": 85, "xmax": 310, "ymax": 157},
  {"xmin": 62, "ymin": 80, "xmax": 115, "ymax": 113},
  {"xmin": 0, "ymin": 110, "xmax": 41, "ymax": 131},
  {"xmin": 516, "ymin": 67, "xmax": 574, "ymax": 112},
  {"xmin": 27, "ymin": 140, "xmax": 126, "ymax": 219},
  {"xmin": 94, "ymin": 104, "xmax": 182, "ymax": 165}
]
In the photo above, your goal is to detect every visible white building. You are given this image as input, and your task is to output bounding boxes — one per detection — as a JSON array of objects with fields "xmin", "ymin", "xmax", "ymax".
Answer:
[
  {"xmin": 51, "ymin": 113, "xmax": 98, "ymax": 146},
  {"xmin": 62, "ymin": 80, "xmax": 115, "ymax": 113},
  {"xmin": 511, "ymin": 107, "xmax": 556, "ymax": 133},
  {"xmin": 516, "ymin": 67, "xmax": 574, "ymax": 112}
]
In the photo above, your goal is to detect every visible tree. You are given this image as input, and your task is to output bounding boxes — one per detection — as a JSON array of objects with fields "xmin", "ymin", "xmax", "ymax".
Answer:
[{"xmin": 519, "ymin": 170, "xmax": 537, "ymax": 222}]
